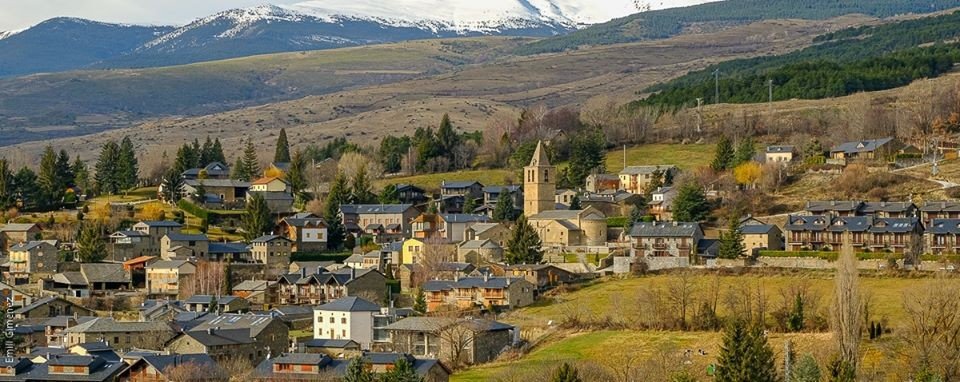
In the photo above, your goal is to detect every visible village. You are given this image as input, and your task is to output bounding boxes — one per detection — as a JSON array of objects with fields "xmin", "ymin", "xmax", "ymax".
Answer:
[{"xmin": 0, "ymin": 125, "xmax": 953, "ymax": 382}]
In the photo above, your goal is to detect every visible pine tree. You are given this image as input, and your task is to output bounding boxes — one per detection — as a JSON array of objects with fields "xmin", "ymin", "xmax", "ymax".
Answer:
[
  {"xmin": 711, "ymin": 135, "xmax": 735, "ymax": 171},
  {"xmin": 76, "ymin": 223, "xmax": 106, "ymax": 263},
  {"xmin": 161, "ymin": 167, "xmax": 184, "ymax": 203},
  {"xmin": 211, "ymin": 138, "xmax": 226, "ymax": 164},
  {"xmin": 118, "ymin": 136, "xmax": 139, "ymax": 190},
  {"xmin": 241, "ymin": 138, "xmax": 261, "ymax": 181},
  {"xmin": 0, "ymin": 159, "xmax": 11, "ymax": 210},
  {"xmin": 788, "ymin": 293, "xmax": 805, "ymax": 332},
  {"xmin": 493, "ymin": 191, "xmax": 516, "ymax": 222},
  {"xmin": 734, "ymin": 137, "xmax": 756, "ymax": 166},
  {"xmin": 13, "ymin": 167, "xmax": 38, "ymax": 211},
  {"xmin": 380, "ymin": 357, "xmax": 424, "ymax": 382},
  {"xmin": 350, "ymin": 164, "xmax": 375, "ymax": 204},
  {"xmin": 413, "ymin": 288, "xmax": 427, "ymax": 314},
  {"xmin": 200, "ymin": 136, "xmax": 215, "ymax": 165},
  {"xmin": 231, "ymin": 156, "xmax": 246, "ymax": 181},
  {"xmin": 672, "ymin": 183, "xmax": 709, "ymax": 222},
  {"xmin": 379, "ymin": 184, "xmax": 400, "ymax": 204},
  {"xmin": 242, "ymin": 193, "xmax": 273, "ymax": 241},
  {"xmin": 506, "ymin": 214, "xmax": 543, "ymax": 265},
  {"xmin": 274, "ymin": 128, "xmax": 291, "ymax": 163},
  {"xmin": 56, "ymin": 150, "xmax": 73, "ymax": 188},
  {"xmin": 715, "ymin": 320, "xmax": 779, "ymax": 382},
  {"xmin": 462, "ymin": 197, "xmax": 478, "ymax": 214},
  {"xmin": 629, "ymin": 205, "xmax": 645, "ymax": 230},
  {"xmin": 325, "ymin": 171, "xmax": 350, "ymax": 250},
  {"xmin": 343, "ymin": 357, "xmax": 374, "ymax": 382},
  {"xmin": 173, "ymin": 144, "xmax": 197, "ymax": 175},
  {"xmin": 552, "ymin": 363, "xmax": 583, "ymax": 382},
  {"xmin": 71, "ymin": 156, "xmax": 89, "ymax": 195},
  {"xmin": 794, "ymin": 354, "xmax": 822, "ymax": 382},
  {"xmin": 569, "ymin": 194, "xmax": 582, "ymax": 210},
  {"xmin": 38, "ymin": 146, "xmax": 61, "ymax": 209},
  {"xmin": 287, "ymin": 149, "xmax": 308, "ymax": 206},
  {"xmin": 95, "ymin": 141, "xmax": 121, "ymax": 195},
  {"xmin": 718, "ymin": 218, "xmax": 745, "ymax": 259},
  {"xmin": 436, "ymin": 113, "xmax": 460, "ymax": 155},
  {"xmin": 568, "ymin": 128, "xmax": 606, "ymax": 186},
  {"xmin": 345, "ymin": 234, "xmax": 356, "ymax": 250}
]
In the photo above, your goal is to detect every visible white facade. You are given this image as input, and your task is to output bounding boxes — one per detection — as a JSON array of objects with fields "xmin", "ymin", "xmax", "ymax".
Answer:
[
  {"xmin": 302, "ymin": 227, "xmax": 327, "ymax": 243},
  {"xmin": 313, "ymin": 309, "xmax": 375, "ymax": 350}
]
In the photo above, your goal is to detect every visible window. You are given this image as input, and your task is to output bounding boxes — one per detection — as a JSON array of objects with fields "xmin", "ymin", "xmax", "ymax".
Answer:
[
  {"xmin": 341, "ymin": 317, "xmax": 347, "ymax": 324},
  {"xmin": 342, "ymin": 329, "xmax": 347, "ymax": 337},
  {"xmin": 329, "ymin": 317, "xmax": 334, "ymax": 323}
]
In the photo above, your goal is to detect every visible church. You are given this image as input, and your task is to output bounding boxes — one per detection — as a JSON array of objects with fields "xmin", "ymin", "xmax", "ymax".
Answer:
[{"xmin": 525, "ymin": 141, "xmax": 608, "ymax": 247}]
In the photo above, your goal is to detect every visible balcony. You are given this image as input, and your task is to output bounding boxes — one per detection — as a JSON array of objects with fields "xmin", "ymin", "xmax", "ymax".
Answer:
[{"xmin": 652, "ymin": 243, "xmax": 668, "ymax": 250}]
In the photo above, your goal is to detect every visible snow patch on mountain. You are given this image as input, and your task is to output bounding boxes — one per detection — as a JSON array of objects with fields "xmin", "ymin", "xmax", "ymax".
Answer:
[{"xmin": 0, "ymin": 27, "xmax": 26, "ymax": 40}]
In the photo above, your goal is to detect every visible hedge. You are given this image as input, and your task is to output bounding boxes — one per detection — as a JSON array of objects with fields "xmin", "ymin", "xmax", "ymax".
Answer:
[
  {"xmin": 758, "ymin": 250, "xmax": 903, "ymax": 261},
  {"xmin": 607, "ymin": 217, "xmax": 628, "ymax": 228},
  {"xmin": 177, "ymin": 199, "xmax": 245, "ymax": 225},
  {"xmin": 177, "ymin": 199, "xmax": 208, "ymax": 220},
  {"xmin": 920, "ymin": 254, "xmax": 960, "ymax": 263}
]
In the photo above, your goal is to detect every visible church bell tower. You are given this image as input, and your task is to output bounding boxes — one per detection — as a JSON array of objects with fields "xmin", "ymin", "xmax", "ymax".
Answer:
[{"xmin": 524, "ymin": 141, "xmax": 555, "ymax": 217}]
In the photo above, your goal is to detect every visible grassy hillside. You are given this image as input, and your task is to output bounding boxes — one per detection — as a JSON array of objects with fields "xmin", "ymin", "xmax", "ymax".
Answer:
[
  {"xmin": 517, "ymin": 0, "xmax": 960, "ymax": 55},
  {"xmin": 0, "ymin": 18, "xmax": 858, "ymax": 168}
]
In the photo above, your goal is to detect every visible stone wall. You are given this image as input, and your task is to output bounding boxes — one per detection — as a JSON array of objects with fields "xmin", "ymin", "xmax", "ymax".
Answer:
[{"xmin": 755, "ymin": 257, "xmax": 901, "ymax": 270}]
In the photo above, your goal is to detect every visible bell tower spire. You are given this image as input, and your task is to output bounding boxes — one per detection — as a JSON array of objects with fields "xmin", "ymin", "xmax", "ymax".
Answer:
[{"xmin": 524, "ymin": 141, "xmax": 555, "ymax": 217}]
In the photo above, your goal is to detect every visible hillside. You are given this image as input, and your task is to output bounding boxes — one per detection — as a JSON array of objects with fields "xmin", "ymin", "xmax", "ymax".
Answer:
[
  {"xmin": 517, "ymin": 0, "xmax": 960, "ymax": 55},
  {"xmin": 0, "ymin": 16, "xmax": 862, "ymax": 163},
  {"xmin": 637, "ymin": 10, "xmax": 960, "ymax": 108}
]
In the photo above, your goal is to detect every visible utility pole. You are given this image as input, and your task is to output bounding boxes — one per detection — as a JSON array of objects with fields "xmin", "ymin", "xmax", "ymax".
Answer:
[
  {"xmin": 768, "ymin": 79, "xmax": 774, "ymax": 105},
  {"xmin": 696, "ymin": 98, "xmax": 703, "ymax": 133},
  {"xmin": 784, "ymin": 339, "xmax": 793, "ymax": 382},
  {"xmin": 623, "ymin": 145, "xmax": 627, "ymax": 170},
  {"xmin": 713, "ymin": 69, "xmax": 721, "ymax": 105}
]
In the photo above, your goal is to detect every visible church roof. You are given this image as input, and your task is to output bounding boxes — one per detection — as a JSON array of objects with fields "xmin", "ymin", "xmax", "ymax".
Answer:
[{"xmin": 529, "ymin": 141, "xmax": 550, "ymax": 167}]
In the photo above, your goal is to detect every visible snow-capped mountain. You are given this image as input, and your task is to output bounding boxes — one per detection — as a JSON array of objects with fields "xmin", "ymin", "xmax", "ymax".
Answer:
[{"xmin": 0, "ymin": 1, "xmax": 641, "ymax": 75}]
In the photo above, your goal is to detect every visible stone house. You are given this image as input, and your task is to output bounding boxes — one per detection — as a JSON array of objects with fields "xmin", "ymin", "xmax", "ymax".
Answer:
[
  {"xmin": 422, "ymin": 275, "xmax": 534, "ymax": 312},
  {"xmin": 927, "ymin": 219, "xmax": 960, "ymax": 254},
  {"xmin": 0, "ymin": 223, "xmax": 41, "ymax": 255},
  {"xmin": 233, "ymin": 280, "xmax": 278, "ymax": 308},
  {"xmin": 829, "ymin": 137, "xmax": 901, "ymax": 161},
  {"xmin": 251, "ymin": 352, "xmax": 450, "ymax": 382},
  {"xmin": 63, "ymin": 318, "xmax": 175, "ymax": 350},
  {"xmin": 581, "ymin": 190, "xmax": 643, "ymax": 218},
  {"xmin": 498, "ymin": 264, "xmax": 578, "ymax": 291},
  {"xmin": 629, "ymin": 221, "xmax": 705, "ymax": 258},
  {"xmin": 0, "ymin": 280, "xmax": 32, "ymax": 309},
  {"xmin": 584, "ymin": 174, "xmax": 621, "ymax": 194},
  {"xmin": 765, "ymin": 145, "xmax": 796, "ymax": 164},
  {"xmin": 251, "ymin": 235, "xmax": 293, "ymax": 277},
  {"xmin": 741, "ymin": 224, "xmax": 784, "ymax": 255},
  {"xmin": 14, "ymin": 354, "xmax": 126, "ymax": 382},
  {"xmin": 6, "ymin": 240, "xmax": 58, "ymax": 283},
  {"xmin": 131, "ymin": 220, "xmax": 183, "ymax": 253},
  {"xmin": 457, "ymin": 240, "xmax": 503, "ymax": 264},
  {"xmin": 182, "ymin": 179, "xmax": 251, "ymax": 206},
  {"xmin": 145, "ymin": 260, "xmax": 196, "ymax": 299},
  {"xmin": 647, "ymin": 186, "xmax": 677, "ymax": 221},
  {"xmin": 50, "ymin": 263, "xmax": 131, "ymax": 297},
  {"xmin": 11, "ymin": 296, "xmax": 93, "ymax": 321},
  {"xmin": 161, "ymin": 232, "xmax": 209, "ymax": 259},
  {"xmin": 276, "ymin": 268, "xmax": 387, "ymax": 306},
  {"xmin": 108, "ymin": 230, "xmax": 151, "ymax": 261},
  {"xmin": 440, "ymin": 181, "xmax": 484, "ymax": 201},
  {"xmin": 384, "ymin": 317, "xmax": 514, "ymax": 365},
  {"xmin": 184, "ymin": 294, "xmax": 250, "ymax": 313},
  {"xmin": 804, "ymin": 201, "xmax": 864, "ymax": 217},
  {"xmin": 340, "ymin": 204, "xmax": 419, "ymax": 237},
  {"xmin": 248, "ymin": 190, "xmax": 295, "ymax": 213},
  {"xmin": 396, "ymin": 184, "xmax": 428, "ymax": 205},
  {"xmin": 465, "ymin": 223, "xmax": 511, "ymax": 247},
  {"xmin": 618, "ymin": 165, "xmax": 678, "ymax": 195},
  {"xmin": 480, "ymin": 185, "xmax": 522, "ymax": 213},
  {"xmin": 277, "ymin": 213, "xmax": 329, "ymax": 253},
  {"xmin": 165, "ymin": 313, "xmax": 289, "ymax": 365},
  {"xmin": 860, "ymin": 201, "xmax": 917, "ymax": 218},
  {"xmin": 528, "ymin": 207, "xmax": 608, "ymax": 247}
]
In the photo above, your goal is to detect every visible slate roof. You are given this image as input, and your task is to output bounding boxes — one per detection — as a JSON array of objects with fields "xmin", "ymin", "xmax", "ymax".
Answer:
[
  {"xmin": 281, "ymin": 214, "xmax": 327, "ymax": 228},
  {"xmin": 249, "ymin": 191, "xmax": 294, "ymax": 201},
  {"xmin": 441, "ymin": 181, "xmax": 482, "ymax": 189},
  {"xmin": 316, "ymin": 296, "xmax": 381, "ymax": 312},
  {"xmin": 766, "ymin": 145, "xmax": 795, "ymax": 153},
  {"xmin": 184, "ymin": 328, "xmax": 254, "ymax": 346},
  {"xmin": 920, "ymin": 201, "xmax": 960, "ymax": 212},
  {"xmin": 271, "ymin": 305, "xmax": 313, "ymax": 317},
  {"xmin": 422, "ymin": 277, "xmax": 524, "ymax": 292},
  {"xmin": 80, "ymin": 263, "xmax": 130, "ymax": 284},
  {"xmin": 146, "ymin": 260, "xmax": 194, "ymax": 271},
  {"xmin": 12, "ymin": 296, "xmax": 69, "ymax": 315},
  {"xmin": 805, "ymin": 201, "xmax": 863, "ymax": 212},
  {"xmin": 41, "ymin": 315, "xmax": 96, "ymax": 328},
  {"xmin": 233, "ymin": 280, "xmax": 273, "ymax": 291},
  {"xmin": 785, "ymin": 215, "xmax": 831, "ymax": 231},
  {"xmin": 193, "ymin": 313, "xmax": 276, "ymax": 337},
  {"xmin": 9, "ymin": 241, "xmax": 53, "ymax": 251},
  {"xmin": 436, "ymin": 262, "xmax": 475, "ymax": 272},
  {"xmin": 251, "ymin": 234, "xmax": 289, "ymax": 243},
  {"xmin": 441, "ymin": 214, "xmax": 491, "ymax": 223},
  {"xmin": 869, "ymin": 218, "xmax": 920, "ymax": 233},
  {"xmin": 138, "ymin": 354, "xmax": 221, "ymax": 377},
  {"xmin": 928, "ymin": 219, "xmax": 960, "ymax": 234},
  {"xmin": 64, "ymin": 318, "xmax": 172, "ymax": 334},
  {"xmin": 27, "ymin": 357, "xmax": 125, "ymax": 381},
  {"xmin": 459, "ymin": 240, "xmax": 500, "ymax": 250},
  {"xmin": 340, "ymin": 204, "xmax": 414, "ymax": 214},
  {"xmin": 184, "ymin": 179, "xmax": 251, "ymax": 188},
  {"xmin": 468, "ymin": 223, "xmax": 502, "ymax": 236},
  {"xmin": 860, "ymin": 202, "xmax": 915, "ymax": 214},
  {"xmin": 165, "ymin": 232, "xmax": 209, "ymax": 242},
  {"xmin": 291, "ymin": 261, "xmax": 336, "ymax": 273},
  {"xmin": 629, "ymin": 221, "xmax": 700, "ymax": 237},
  {"xmin": 482, "ymin": 185, "xmax": 521, "ymax": 194},
  {"xmin": 302, "ymin": 339, "xmax": 360, "ymax": 348},
  {"xmin": 272, "ymin": 353, "xmax": 332, "ymax": 366},
  {"xmin": 740, "ymin": 224, "xmax": 778, "ymax": 235},
  {"xmin": 0, "ymin": 223, "xmax": 38, "ymax": 232},
  {"xmin": 344, "ymin": 254, "xmax": 364, "ymax": 264},
  {"xmin": 830, "ymin": 137, "xmax": 895, "ymax": 154},
  {"xmin": 184, "ymin": 295, "xmax": 240, "ymax": 305},
  {"xmin": 827, "ymin": 217, "xmax": 871, "ymax": 233},
  {"xmin": 208, "ymin": 242, "xmax": 249, "ymax": 254}
]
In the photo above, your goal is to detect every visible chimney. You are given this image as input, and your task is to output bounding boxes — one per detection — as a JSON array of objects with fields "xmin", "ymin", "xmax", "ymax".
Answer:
[
  {"xmin": 454, "ymin": 273, "xmax": 460, "ymax": 282},
  {"xmin": 350, "ymin": 267, "xmax": 356, "ymax": 281},
  {"xmin": 483, "ymin": 272, "xmax": 489, "ymax": 282},
  {"xmin": 300, "ymin": 268, "xmax": 307, "ymax": 278},
  {"xmin": 207, "ymin": 328, "xmax": 214, "ymax": 335},
  {"xmin": 506, "ymin": 278, "xmax": 512, "ymax": 286},
  {"xmin": 672, "ymin": 221, "xmax": 678, "ymax": 227},
  {"xmin": 316, "ymin": 266, "xmax": 324, "ymax": 275}
]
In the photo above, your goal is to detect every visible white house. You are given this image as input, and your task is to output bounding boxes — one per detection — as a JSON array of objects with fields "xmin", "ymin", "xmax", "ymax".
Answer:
[{"xmin": 313, "ymin": 296, "xmax": 381, "ymax": 350}]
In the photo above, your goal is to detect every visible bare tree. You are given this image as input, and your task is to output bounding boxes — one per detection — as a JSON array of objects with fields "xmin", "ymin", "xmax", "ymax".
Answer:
[
  {"xmin": 667, "ymin": 271, "xmax": 698, "ymax": 330},
  {"xmin": 163, "ymin": 361, "xmax": 229, "ymax": 382},
  {"xmin": 833, "ymin": 233, "xmax": 862, "ymax": 378},
  {"xmin": 901, "ymin": 279, "xmax": 960, "ymax": 380}
]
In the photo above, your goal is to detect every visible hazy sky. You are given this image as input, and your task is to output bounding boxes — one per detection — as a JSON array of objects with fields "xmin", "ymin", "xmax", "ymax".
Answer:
[{"xmin": 0, "ymin": 0, "xmax": 716, "ymax": 31}]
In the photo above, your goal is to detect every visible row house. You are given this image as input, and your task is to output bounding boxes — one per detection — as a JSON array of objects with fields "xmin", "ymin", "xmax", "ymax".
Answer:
[
  {"xmin": 629, "ymin": 221, "xmax": 705, "ymax": 258},
  {"xmin": 276, "ymin": 268, "xmax": 387, "ymax": 305},
  {"xmin": 277, "ymin": 212, "xmax": 329, "ymax": 252},
  {"xmin": 421, "ymin": 274, "xmax": 534, "ymax": 312},
  {"xmin": 340, "ymin": 204, "xmax": 419, "ymax": 238},
  {"xmin": 927, "ymin": 219, "xmax": 960, "ymax": 254},
  {"xmin": 252, "ymin": 352, "xmax": 450, "ymax": 382},
  {"xmin": 920, "ymin": 201, "xmax": 960, "ymax": 226},
  {"xmin": 785, "ymin": 216, "xmax": 922, "ymax": 253},
  {"xmin": 804, "ymin": 201, "xmax": 917, "ymax": 219}
]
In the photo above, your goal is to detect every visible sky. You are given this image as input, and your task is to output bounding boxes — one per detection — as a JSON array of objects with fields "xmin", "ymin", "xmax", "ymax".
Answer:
[{"xmin": 0, "ymin": 0, "xmax": 717, "ymax": 31}]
